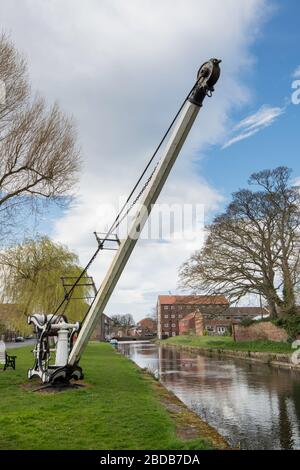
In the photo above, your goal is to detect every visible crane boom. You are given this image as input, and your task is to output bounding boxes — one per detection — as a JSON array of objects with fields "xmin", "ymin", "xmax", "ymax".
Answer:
[
  {"xmin": 68, "ymin": 58, "xmax": 221, "ymax": 368},
  {"xmin": 27, "ymin": 58, "xmax": 221, "ymax": 384}
]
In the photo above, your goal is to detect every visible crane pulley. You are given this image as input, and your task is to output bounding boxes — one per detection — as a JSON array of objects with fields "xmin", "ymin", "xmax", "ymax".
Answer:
[{"xmin": 28, "ymin": 58, "xmax": 221, "ymax": 384}]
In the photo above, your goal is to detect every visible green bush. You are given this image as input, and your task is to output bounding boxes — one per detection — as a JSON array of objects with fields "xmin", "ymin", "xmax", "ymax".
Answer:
[
  {"xmin": 272, "ymin": 315, "xmax": 300, "ymax": 341},
  {"xmin": 241, "ymin": 317, "xmax": 254, "ymax": 327}
]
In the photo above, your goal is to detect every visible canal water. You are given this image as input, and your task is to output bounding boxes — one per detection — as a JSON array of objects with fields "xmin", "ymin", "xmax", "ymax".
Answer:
[{"xmin": 118, "ymin": 342, "xmax": 300, "ymax": 450}]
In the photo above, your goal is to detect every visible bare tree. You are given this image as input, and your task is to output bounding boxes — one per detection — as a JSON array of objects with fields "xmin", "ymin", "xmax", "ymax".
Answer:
[
  {"xmin": 179, "ymin": 167, "xmax": 300, "ymax": 318},
  {"xmin": 150, "ymin": 307, "xmax": 157, "ymax": 321},
  {"xmin": 0, "ymin": 34, "xmax": 80, "ymax": 242},
  {"xmin": 249, "ymin": 167, "xmax": 300, "ymax": 315},
  {"xmin": 0, "ymin": 32, "xmax": 28, "ymax": 125},
  {"xmin": 111, "ymin": 314, "xmax": 135, "ymax": 327}
]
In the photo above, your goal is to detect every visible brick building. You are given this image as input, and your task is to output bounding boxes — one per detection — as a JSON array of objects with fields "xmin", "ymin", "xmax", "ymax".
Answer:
[
  {"xmin": 157, "ymin": 295, "xmax": 229, "ymax": 339},
  {"xmin": 91, "ymin": 313, "xmax": 114, "ymax": 341},
  {"xmin": 137, "ymin": 318, "xmax": 157, "ymax": 335},
  {"xmin": 178, "ymin": 312, "xmax": 196, "ymax": 335},
  {"xmin": 178, "ymin": 306, "xmax": 268, "ymax": 336}
]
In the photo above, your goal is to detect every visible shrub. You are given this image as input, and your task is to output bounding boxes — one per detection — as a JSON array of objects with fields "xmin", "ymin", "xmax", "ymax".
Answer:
[
  {"xmin": 241, "ymin": 317, "xmax": 254, "ymax": 327},
  {"xmin": 272, "ymin": 315, "xmax": 300, "ymax": 341}
]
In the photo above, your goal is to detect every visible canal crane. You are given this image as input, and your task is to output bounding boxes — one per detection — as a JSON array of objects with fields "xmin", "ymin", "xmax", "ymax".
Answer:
[{"xmin": 28, "ymin": 58, "xmax": 221, "ymax": 384}]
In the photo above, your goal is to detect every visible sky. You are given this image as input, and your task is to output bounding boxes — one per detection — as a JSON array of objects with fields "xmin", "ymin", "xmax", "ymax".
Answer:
[{"xmin": 0, "ymin": 0, "xmax": 299, "ymax": 321}]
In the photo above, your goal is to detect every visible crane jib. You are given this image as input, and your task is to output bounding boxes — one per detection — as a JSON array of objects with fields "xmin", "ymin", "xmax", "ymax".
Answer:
[{"xmin": 27, "ymin": 58, "xmax": 221, "ymax": 384}]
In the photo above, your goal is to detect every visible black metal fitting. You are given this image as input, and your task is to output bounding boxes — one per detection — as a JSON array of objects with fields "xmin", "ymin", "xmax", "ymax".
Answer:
[{"xmin": 188, "ymin": 58, "xmax": 221, "ymax": 107}]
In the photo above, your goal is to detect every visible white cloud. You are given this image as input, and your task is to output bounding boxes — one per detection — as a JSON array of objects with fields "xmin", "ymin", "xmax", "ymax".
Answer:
[
  {"xmin": 0, "ymin": 0, "xmax": 270, "ymax": 320},
  {"xmin": 292, "ymin": 65, "xmax": 300, "ymax": 78},
  {"xmin": 223, "ymin": 104, "xmax": 284, "ymax": 149}
]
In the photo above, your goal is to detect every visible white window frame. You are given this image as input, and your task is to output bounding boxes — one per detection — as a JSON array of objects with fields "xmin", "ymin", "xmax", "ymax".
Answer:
[{"xmin": 217, "ymin": 326, "xmax": 226, "ymax": 333}]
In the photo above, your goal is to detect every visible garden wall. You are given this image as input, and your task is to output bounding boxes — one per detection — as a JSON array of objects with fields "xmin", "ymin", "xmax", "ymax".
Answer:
[{"xmin": 233, "ymin": 321, "xmax": 288, "ymax": 343}]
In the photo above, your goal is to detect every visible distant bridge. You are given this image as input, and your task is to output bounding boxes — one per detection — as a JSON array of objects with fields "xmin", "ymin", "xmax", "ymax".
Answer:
[{"xmin": 112, "ymin": 336, "xmax": 156, "ymax": 342}]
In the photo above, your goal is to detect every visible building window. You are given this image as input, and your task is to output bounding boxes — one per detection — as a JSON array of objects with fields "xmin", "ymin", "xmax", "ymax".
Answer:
[
  {"xmin": 163, "ymin": 306, "xmax": 169, "ymax": 310},
  {"xmin": 171, "ymin": 305, "xmax": 175, "ymax": 310},
  {"xmin": 178, "ymin": 314, "xmax": 182, "ymax": 318},
  {"xmin": 164, "ymin": 323, "xmax": 169, "ymax": 328},
  {"xmin": 172, "ymin": 332, "xmax": 176, "ymax": 337},
  {"xmin": 164, "ymin": 314, "xmax": 169, "ymax": 319},
  {"xmin": 171, "ymin": 314, "xmax": 175, "ymax": 319},
  {"xmin": 172, "ymin": 323, "xmax": 176, "ymax": 328},
  {"xmin": 178, "ymin": 306, "xmax": 183, "ymax": 310},
  {"xmin": 217, "ymin": 326, "xmax": 226, "ymax": 334}
]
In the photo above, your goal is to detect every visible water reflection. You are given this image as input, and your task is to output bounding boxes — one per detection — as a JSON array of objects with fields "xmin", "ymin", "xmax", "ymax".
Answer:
[{"xmin": 119, "ymin": 342, "xmax": 300, "ymax": 450}]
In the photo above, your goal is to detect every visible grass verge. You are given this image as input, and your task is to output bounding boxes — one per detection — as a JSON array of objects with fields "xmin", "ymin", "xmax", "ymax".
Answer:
[
  {"xmin": 161, "ymin": 335, "xmax": 292, "ymax": 354},
  {"xmin": 0, "ymin": 342, "xmax": 226, "ymax": 450}
]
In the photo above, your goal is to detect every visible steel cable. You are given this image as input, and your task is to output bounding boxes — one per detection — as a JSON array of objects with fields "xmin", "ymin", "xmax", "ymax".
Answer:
[{"xmin": 46, "ymin": 79, "xmax": 199, "ymax": 329}]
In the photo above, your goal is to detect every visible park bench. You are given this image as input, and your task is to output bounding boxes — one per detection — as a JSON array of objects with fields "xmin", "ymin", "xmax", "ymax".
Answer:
[{"xmin": 0, "ymin": 340, "xmax": 16, "ymax": 371}]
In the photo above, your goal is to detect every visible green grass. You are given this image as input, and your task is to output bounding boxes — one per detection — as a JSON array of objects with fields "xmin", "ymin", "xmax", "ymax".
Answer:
[
  {"xmin": 0, "ymin": 342, "xmax": 212, "ymax": 450},
  {"xmin": 162, "ymin": 335, "xmax": 293, "ymax": 354}
]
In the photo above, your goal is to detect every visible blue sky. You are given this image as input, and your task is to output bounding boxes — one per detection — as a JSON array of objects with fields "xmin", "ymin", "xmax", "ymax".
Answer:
[
  {"xmin": 1, "ymin": 0, "xmax": 299, "ymax": 319},
  {"xmin": 202, "ymin": 0, "xmax": 300, "ymax": 215}
]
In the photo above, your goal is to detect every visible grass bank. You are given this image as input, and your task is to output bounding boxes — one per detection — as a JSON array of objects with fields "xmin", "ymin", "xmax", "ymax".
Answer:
[
  {"xmin": 0, "ymin": 342, "xmax": 227, "ymax": 450},
  {"xmin": 161, "ymin": 335, "xmax": 292, "ymax": 354}
]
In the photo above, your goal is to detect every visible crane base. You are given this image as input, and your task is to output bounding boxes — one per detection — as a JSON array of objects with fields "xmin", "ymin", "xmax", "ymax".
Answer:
[
  {"xmin": 28, "ymin": 364, "xmax": 83, "ymax": 384},
  {"xmin": 32, "ymin": 381, "xmax": 85, "ymax": 393}
]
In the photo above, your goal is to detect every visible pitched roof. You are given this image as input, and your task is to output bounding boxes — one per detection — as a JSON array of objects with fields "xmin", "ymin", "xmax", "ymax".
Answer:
[
  {"xmin": 157, "ymin": 295, "xmax": 228, "ymax": 305},
  {"xmin": 225, "ymin": 307, "xmax": 268, "ymax": 316},
  {"xmin": 138, "ymin": 318, "xmax": 157, "ymax": 326},
  {"xmin": 179, "ymin": 312, "xmax": 195, "ymax": 323}
]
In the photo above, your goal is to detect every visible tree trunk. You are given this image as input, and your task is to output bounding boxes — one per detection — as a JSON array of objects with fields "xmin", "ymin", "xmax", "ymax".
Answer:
[{"xmin": 266, "ymin": 298, "xmax": 278, "ymax": 319}]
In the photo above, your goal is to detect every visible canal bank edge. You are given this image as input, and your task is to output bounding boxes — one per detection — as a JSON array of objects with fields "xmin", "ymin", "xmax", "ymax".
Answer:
[
  {"xmin": 120, "ymin": 352, "xmax": 230, "ymax": 450},
  {"xmin": 159, "ymin": 342, "xmax": 300, "ymax": 371}
]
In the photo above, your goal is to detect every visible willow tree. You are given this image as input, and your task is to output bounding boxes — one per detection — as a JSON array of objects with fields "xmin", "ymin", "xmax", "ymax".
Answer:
[
  {"xmin": 0, "ymin": 236, "xmax": 93, "ymax": 323},
  {"xmin": 0, "ymin": 34, "xmax": 81, "ymax": 243},
  {"xmin": 179, "ymin": 167, "xmax": 300, "ymax": 318}
]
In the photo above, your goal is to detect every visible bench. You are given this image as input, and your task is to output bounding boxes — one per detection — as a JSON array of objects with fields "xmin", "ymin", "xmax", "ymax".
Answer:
[{"xmin": 0, "ymin": 340, "xmax": 17, "ymax": 371}]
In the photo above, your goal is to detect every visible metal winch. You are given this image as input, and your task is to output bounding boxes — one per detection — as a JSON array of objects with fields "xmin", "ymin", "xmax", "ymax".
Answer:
[{"xmin": 28, "ymin": 314, "xmax": 82, "ymax": 383}]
